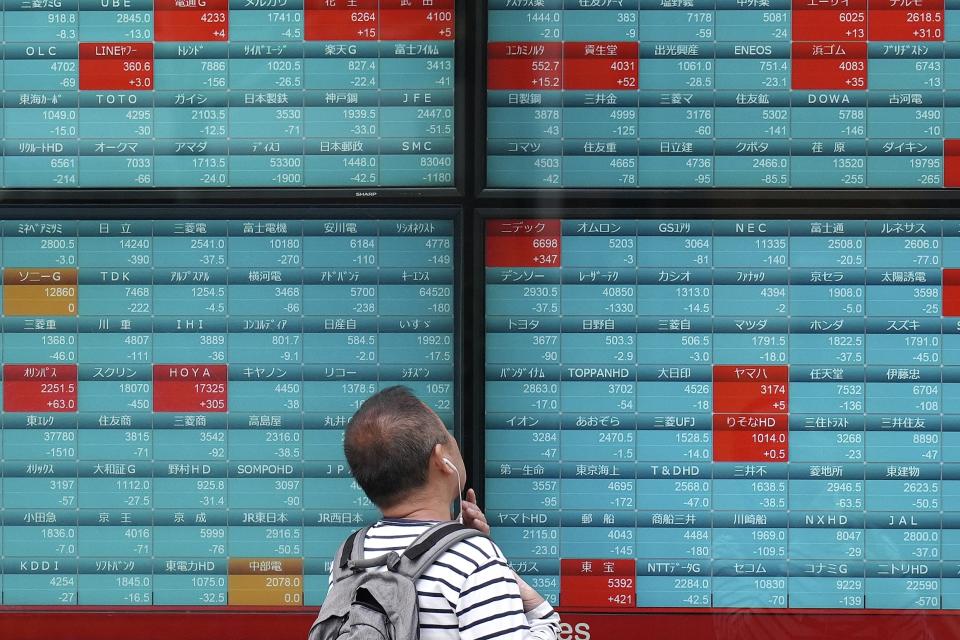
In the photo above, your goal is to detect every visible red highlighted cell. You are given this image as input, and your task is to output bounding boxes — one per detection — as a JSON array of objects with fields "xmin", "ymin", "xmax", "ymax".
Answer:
[
  {"xmin": 305, "ymin": 0, "xmax": 378, "ymax": 41},
  {"xmin": 153, "ymin": 364, "xmax": 228, "ymax": 413},
  {"xmin": 714, "ymin": 365, "xmax": 789, "ymax": 414},
  {"xmin": 560, "ymin": 559, "xmax": 636, "ymax": 609},
  {"xmin": 713, "ymin": 384, "xmax": 788, "ymax": 414},
  {"xmin": 943, "ymin": 268, "xmax": 960, "ymax": 315},
  {"xmin": 713, "ymin": 365, "xmax": 788, "ymax": 462},
  {"xmin": 79, "ymin": 43, "xmax": 154, "ymax": 91},
  {"xmin": 380, "ymin": 0, "xmax": 454, "ymax": 40},
  {"xmin": 791, "ymin": 0, "xmax": 867, "ymax": 42},
  {"xmin": 4, "ymin": 365, "xmax": 78, "ymax": 413},
  {"xmin": 154, "ymin": 0, "xmax": 228, "ymax": 41},
  {"xmin": 486, "ymin": 219, "xmax": 561, "ymax": 268},
  {"xmin": 713, "ymin": 414, "xmax": 789, "ymax": 463},
  {"xmin": 563, "ymin": 42, "xmax": 638, "ymax": 91},
  {"xmin": 713, "ymin": 365, "xmax": 788, "ymax": 382},
  {"xmin": 869, "ymin": 0, "xmax": 943, "ymax": 40},
  {"xmin": 791, "ymin": 42, "xmax": 867, "ymax": 90},
  {"xmin": 488, "ymin": 42, "xmax": 562, "ymax": 91},
  {"xmin": 946, "ymin": 139, "xmax": 960, "ymax": 188}
]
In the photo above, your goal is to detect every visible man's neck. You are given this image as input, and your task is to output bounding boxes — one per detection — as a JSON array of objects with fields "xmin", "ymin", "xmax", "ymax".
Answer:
[{"xmin": 380, "ymin": 494, "xmax": 451, "ymax": 522}]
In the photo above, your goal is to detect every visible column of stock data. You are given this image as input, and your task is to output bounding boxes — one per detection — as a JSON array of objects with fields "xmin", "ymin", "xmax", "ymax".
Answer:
[
  {"xmin": 486, "ymin": 1, "xmax": 960, "ymax": 188},
  {"xmin": 0, "ymin": 213, "xmax": 455, "ymax": 605},
  {"xmin": 485, "ymin": 216, "xmax": 960, "ymax": 609},
  {"xmin": 0, "ymin": 0, "xmax": 455, "ymax": 188}
]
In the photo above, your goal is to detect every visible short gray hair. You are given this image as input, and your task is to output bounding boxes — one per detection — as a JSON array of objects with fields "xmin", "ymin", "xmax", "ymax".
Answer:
[{"xmin": 344, "ymin": 386, "xmax": 449, "ymax": 508}]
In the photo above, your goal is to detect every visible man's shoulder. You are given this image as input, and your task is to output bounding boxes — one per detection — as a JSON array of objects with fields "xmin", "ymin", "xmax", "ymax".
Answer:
[
  {"xmin": 445, "ymin": 533, "xmax": 502, "ymax": 566},
  {"xmin": 364, "ymin": 521, "xmax": 506, "ymax": 574}
]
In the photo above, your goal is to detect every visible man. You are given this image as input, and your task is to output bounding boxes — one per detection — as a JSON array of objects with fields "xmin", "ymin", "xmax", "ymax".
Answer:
[{"xmin": 340, "ymin": 385, "xmax": 561, "ymax": 640}]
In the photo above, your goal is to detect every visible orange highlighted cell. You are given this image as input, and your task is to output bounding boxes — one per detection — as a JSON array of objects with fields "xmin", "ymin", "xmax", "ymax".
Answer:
[
  {"xmin": 228, "ymin": 558, "xmax": 303, "ymax": 575},
  {"xmin": 228, "ymin": 558, "xmax": 303, "ymax": 606},
  {"xmin": 4, "ymin": 269, "xmax": 78, "ymax": 316}
]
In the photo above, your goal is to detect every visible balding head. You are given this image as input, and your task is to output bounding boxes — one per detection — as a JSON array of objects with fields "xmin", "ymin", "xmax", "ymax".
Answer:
[{"xmin": 344, "ymin": 386, "xmax": 450, "ymax": 509}]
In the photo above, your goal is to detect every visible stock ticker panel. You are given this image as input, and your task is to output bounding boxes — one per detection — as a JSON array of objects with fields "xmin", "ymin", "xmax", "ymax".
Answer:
[
  {"xmin": 0, "ymin": 213, "xmax": 455, "ymax": 606},
  {"xmin": 487, "ymin": 2, "xmax": 960, "ymax": 189},
  {"xmin": 484, "ymin": 216, "xmax": 960, "ymax": 610},
  {"xmin": 0, "ymin": 1, "xmax": 455, "ymax": 188}
]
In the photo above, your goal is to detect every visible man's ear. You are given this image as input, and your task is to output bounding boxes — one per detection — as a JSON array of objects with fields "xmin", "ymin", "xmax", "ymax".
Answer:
[{"xmin": 431, "ymin": 443, "xmax": 448, "ymax": 471}]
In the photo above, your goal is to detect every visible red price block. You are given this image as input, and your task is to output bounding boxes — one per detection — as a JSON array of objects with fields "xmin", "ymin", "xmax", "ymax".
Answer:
[
  {"xmin": 79, "ymin": 43, "xmax": 154, "ymax": 91},
  {"xmin": 713, "ymin": 381, "xmax": 789, "ymax": 413},
  {"xmin": 560, "ymin": 559, "xmax": 636, "ymax": 609},
  {"xmin": 154, "ymin": 364, "xmax": 228, "ymax": 413},
  {"xmin": 945, "ymin": 140, "xmax": 960, "ymax": 188},
  {"xmin": 869, "ymin": 0, "xmax": 943, "ymax": 40},
  {"xmin": 154, "ymin": 0, "xmax": 228, "ymax": 41},
  {"xmin": 713, "ymin": 365, "xmax": 789, "ymax": 413},
  {"xmin": 563, "ymin": 42, "xmax": 638, "ymax": 91},
  {"xmin": 305, "ymin": 0, "xmax": 378, "ymax": 41},
  {"xmin": 380, "ymin": 0, "xmax": 453, "ymax": 40},
  {"xmin": 4, "ymin": 365, "xmax": 78, "ymax": 413},
  {"xmin": 488, "ymin": 42, "xmax": 562, "ymax": 91},
  {"xmin": 561, "ymin": 576, "xmax": 635, "ymax": 608},
  {"xmin": 713, "ymin": 414, "xmax": 789, "ymax": 462},
  {"xmin": 792, "ymin": 42, "xmax": 867, "ymax": 90},
  {"xmin": 792, "ymin": 0, "xmax": 867, "ymax": 41},
  {"xmin": 486, "ymin": 219, "xmax": 561, "ymax": 268},
  {"xmin": 943, "ymin": 268, "xmax": 960, "ymax": 315}
]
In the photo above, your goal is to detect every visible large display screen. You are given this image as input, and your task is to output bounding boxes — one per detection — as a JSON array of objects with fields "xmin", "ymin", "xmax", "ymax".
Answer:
[
  {"xmin": 485, "ymin": 2, "xmax": 959, "ymax": 189},
  {"xmin": 0, "ymin": 2, "xmax": 455, "ymax": 189},
  {"xmin": 484, "ymin": 213, "xmax": 960, "ymax": 610},
  {"xmin": 0, "ymin": 208, "xmax": 456, "ymax": 606}
]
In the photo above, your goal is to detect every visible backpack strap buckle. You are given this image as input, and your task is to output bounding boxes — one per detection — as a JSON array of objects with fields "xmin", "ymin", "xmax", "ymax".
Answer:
[{"xmin": 347, "ymin": 550, "xmax": 402, "ymax": 572}]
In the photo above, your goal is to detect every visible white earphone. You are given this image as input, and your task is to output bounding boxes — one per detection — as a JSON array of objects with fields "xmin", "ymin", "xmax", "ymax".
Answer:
[{"xmin": 442, "ymin": 457, "xmax": 463, "ymax": 523}]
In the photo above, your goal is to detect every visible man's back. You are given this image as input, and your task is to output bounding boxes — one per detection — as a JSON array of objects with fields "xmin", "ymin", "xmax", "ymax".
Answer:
[
  {"xmin": 355, "ymin": 519, "xmax": 560, "ymax": 640},
  {"xmin": 333, "ymin": 386, "xmax": 560, "ymax": 640}
]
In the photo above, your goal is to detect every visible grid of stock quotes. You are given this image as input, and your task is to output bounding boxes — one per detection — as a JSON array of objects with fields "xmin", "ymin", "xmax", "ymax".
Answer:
[
  {"xmin": 0, "ymin": 0, "xmax": 455, "ymax": 188},
  {"xmin": 486, "ymin": 1, "xmax": 960, "ymax": 188},
  {"xmin": 485, "ymin": 216, "xmax": 960, "ymax": 610},
  {"xmin": 0, "ymin": 212, "xmax": 455, "ymax": 606}
]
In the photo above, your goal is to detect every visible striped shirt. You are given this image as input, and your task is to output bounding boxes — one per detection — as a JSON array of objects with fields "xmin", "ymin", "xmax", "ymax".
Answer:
[{"xmin": 340, "ymin": 519, "xmax": 561, "ymax": 640}]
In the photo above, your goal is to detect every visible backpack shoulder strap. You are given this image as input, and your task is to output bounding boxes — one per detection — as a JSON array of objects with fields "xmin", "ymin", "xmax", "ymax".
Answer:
[
  {"xmin": 329, "ymin": 525, "xmax": 372, "ymax": 583},
  {"xmin": 396, "ymin": 522, "xmax": 484, "ymax": 581}
]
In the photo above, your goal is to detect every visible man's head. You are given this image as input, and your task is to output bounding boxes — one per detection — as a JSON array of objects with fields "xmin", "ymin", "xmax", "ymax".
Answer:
[{"xmin": 344, "ymin": 386, "xmax": 463, "ymax": 511}]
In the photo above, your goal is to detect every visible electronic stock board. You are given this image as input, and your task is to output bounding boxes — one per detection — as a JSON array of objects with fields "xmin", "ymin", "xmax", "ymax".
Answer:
[
  {"xmin": 0, "ymin": 208, "xmax": 457, "ymax": 608},
  {"xmin": 483, "ymin": 213, "xmax": 960, "ymax": 614},
  {"xmin": 485, "ymin": 0, "xmax": 960, "ymax": 189},
  {"xmin": 0, "ymin": 0, "xmax": 457, "ymax": 189}
]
